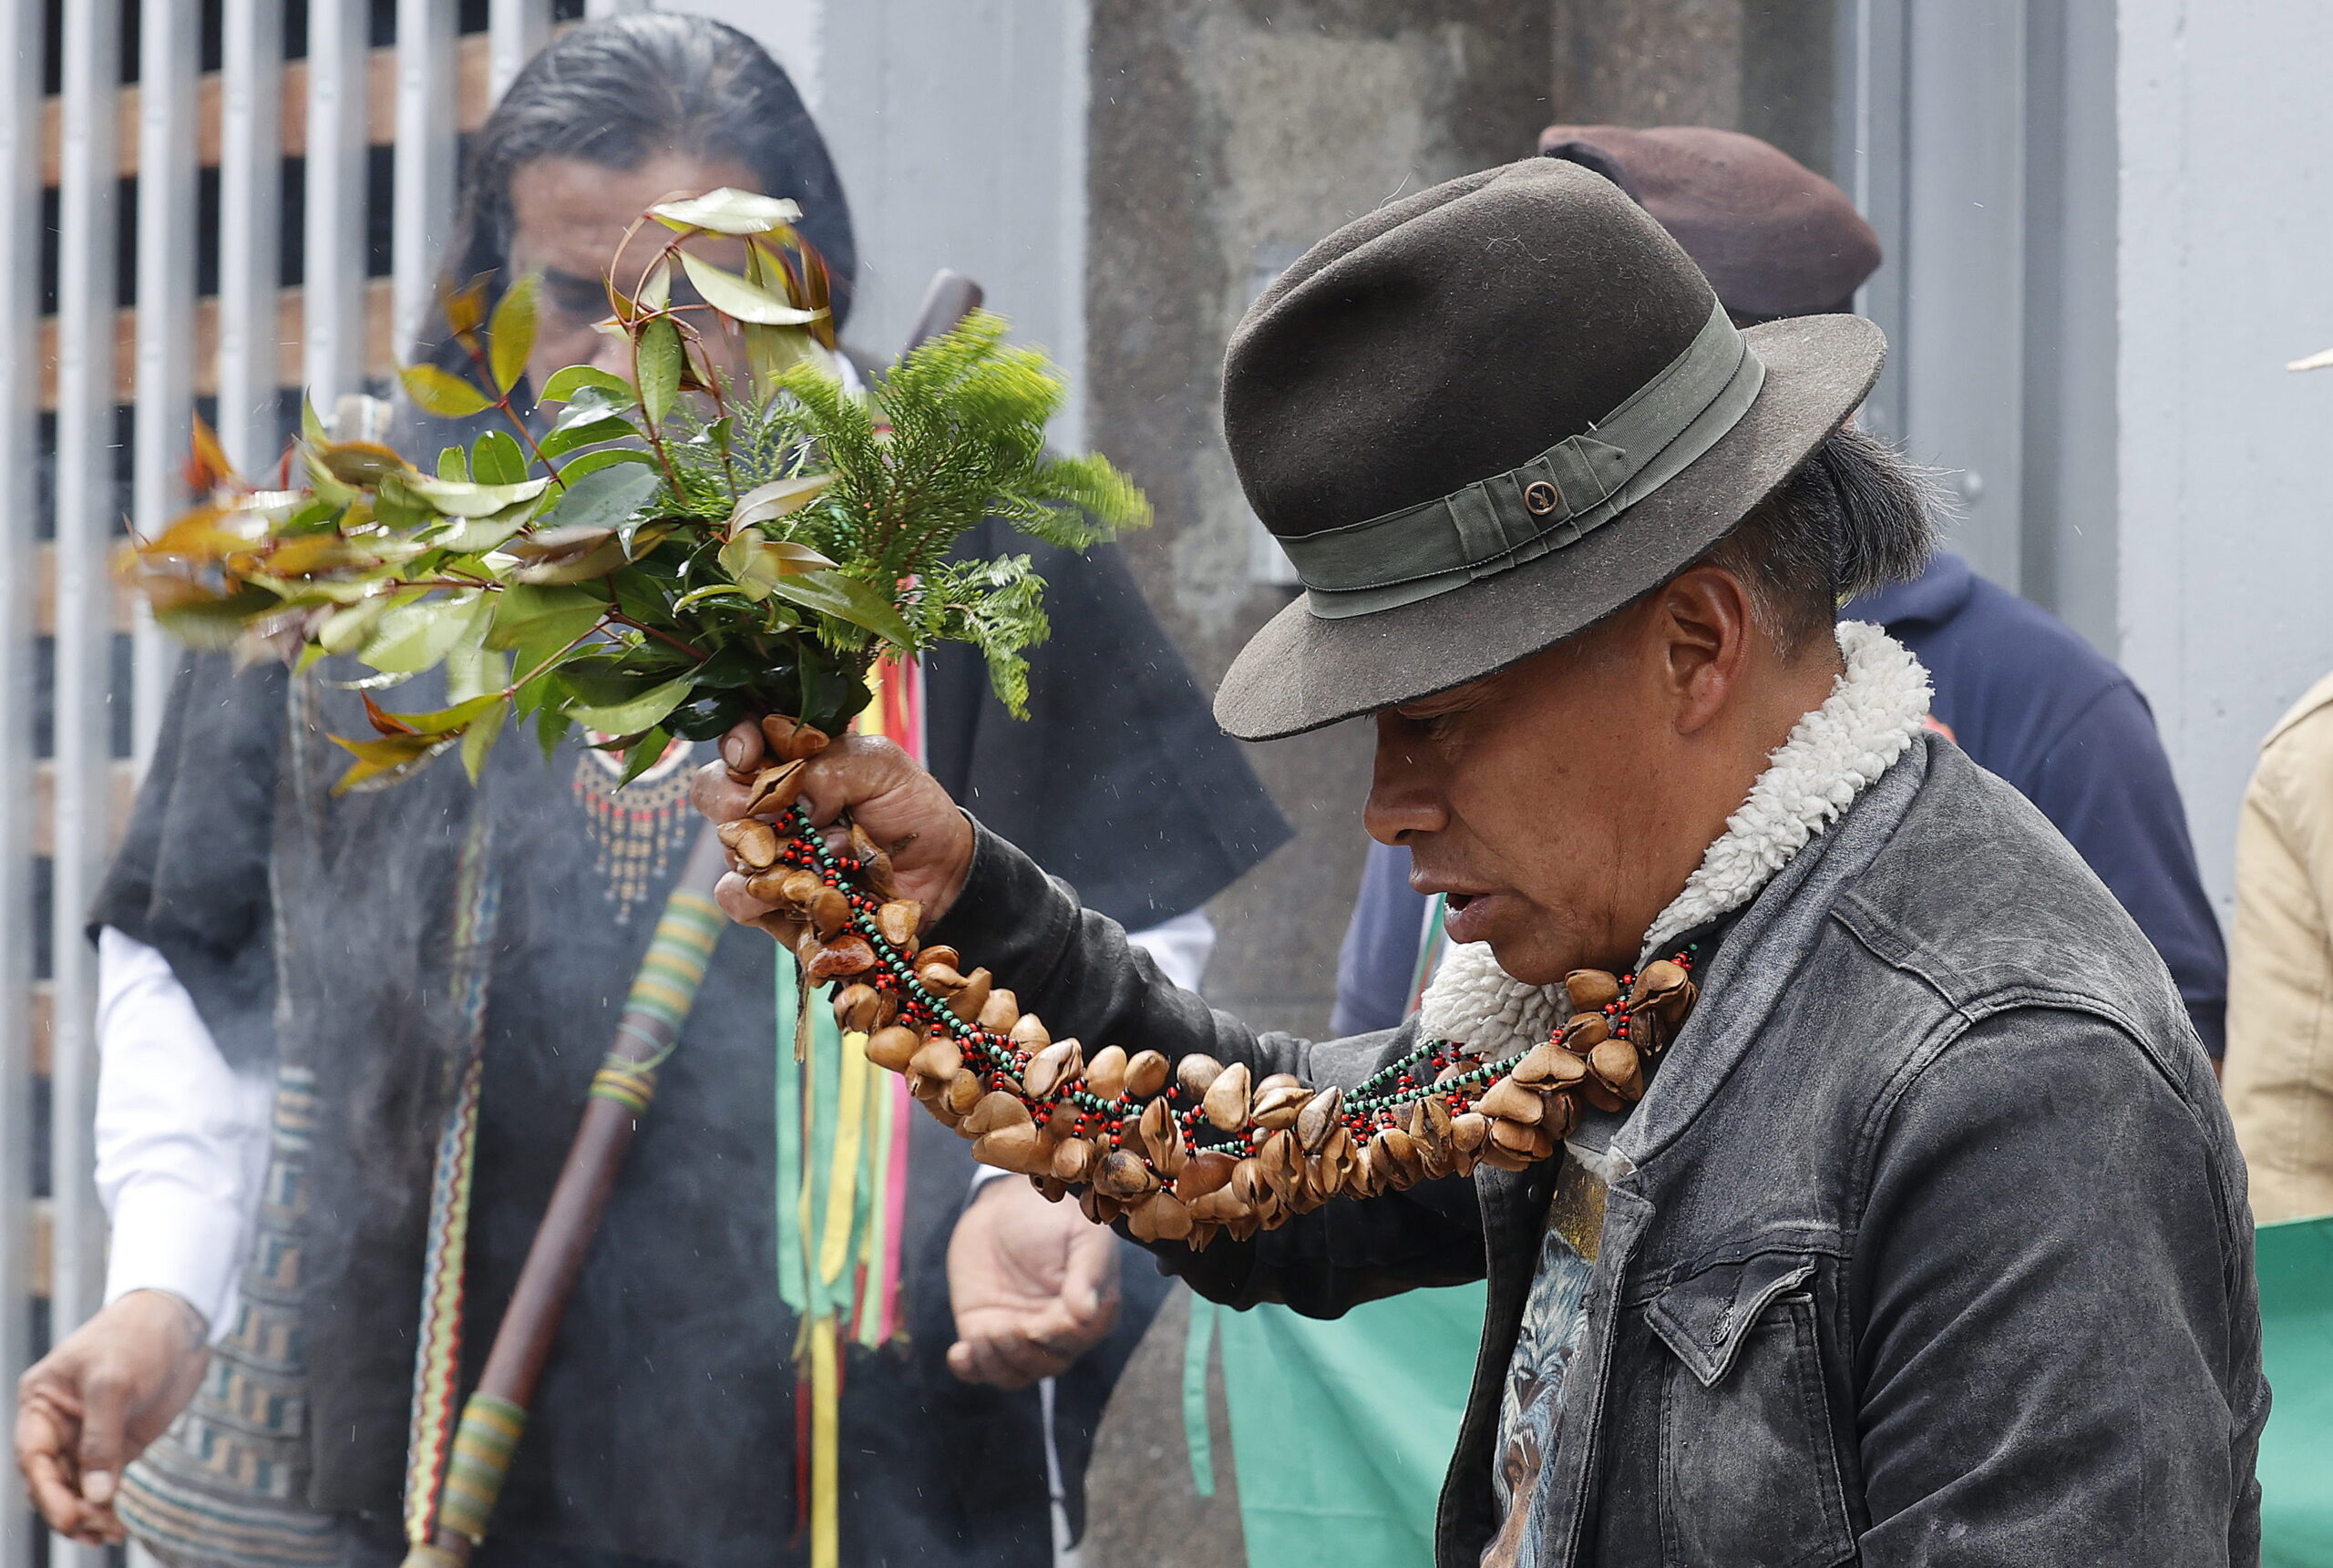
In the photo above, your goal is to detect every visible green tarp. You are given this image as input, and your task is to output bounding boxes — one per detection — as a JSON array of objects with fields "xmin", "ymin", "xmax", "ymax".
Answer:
[
  {"xmin": 1194, "ymin": 1285, "xmax": 1485, "ymax": 1568},
  {"xmin": 2261, "ymin": 1214, "xmax": 2333, "ymax": 1566}
]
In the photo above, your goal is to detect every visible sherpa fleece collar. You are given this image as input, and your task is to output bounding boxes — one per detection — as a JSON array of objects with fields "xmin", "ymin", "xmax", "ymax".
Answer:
[{"xmin": 1414, "ymin": 620, "xmax": 1931, "ymax": 1060}]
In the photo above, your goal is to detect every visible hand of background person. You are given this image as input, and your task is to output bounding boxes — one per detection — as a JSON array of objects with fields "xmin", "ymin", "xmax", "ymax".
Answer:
[
  {"xmin": 694, "ymin": 721, "xmax": 976, "ymax": 930},
  {"xmin": 15, "ymin": 1289, "xmax": 210, "ymax": 1544},
  {"xmin": 945, "ymin": 1176, "xmax": 1120, "ymax": 1389}
]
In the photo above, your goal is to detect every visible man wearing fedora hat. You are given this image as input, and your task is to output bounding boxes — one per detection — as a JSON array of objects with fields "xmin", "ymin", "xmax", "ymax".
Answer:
[
  {"xmin": 696, "ymin": 157, "xmax": 2265, "ymax": 1567},
  {"xmin": 1340, "ymin": 127, "xmax": 2230, "ymax": 1071}
]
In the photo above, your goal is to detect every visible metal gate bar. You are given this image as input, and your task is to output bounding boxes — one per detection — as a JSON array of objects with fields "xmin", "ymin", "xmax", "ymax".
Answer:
[
  {"xmin": 49, "ymin": 14, "xmax": 127, "ymax": 1565},
  {"xmin": 0, "ymin": 3, "xmax": 43, "ymax": 1566}
]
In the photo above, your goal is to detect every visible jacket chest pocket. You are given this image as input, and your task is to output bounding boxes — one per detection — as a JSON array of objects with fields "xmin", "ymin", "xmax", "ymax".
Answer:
[{"xmin": 1645, "ymin": 1255, "xmax": 1855, "ymax": 1568}]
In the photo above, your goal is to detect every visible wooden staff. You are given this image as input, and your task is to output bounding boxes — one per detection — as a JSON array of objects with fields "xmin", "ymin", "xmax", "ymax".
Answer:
[
  {"xmin": 905, "ymin": 269, "xmax": 985, "ymax": 346},
  {"xmin": 405, "ymin": 272, "xmax": 988, "ymax": 1568},
  {"xmin": 406, "ymin": 825, "xmax": 730, "ymax": 1568}
]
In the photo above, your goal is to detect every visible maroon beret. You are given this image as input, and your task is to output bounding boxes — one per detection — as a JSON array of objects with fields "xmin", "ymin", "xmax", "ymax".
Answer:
[{"xmin": 1536, "ymin": 124, "xmax": 1881, "ymax": 322}]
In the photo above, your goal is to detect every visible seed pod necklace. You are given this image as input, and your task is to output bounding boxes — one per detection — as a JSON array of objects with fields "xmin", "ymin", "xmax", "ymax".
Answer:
[{"xmin": 727, "ymin": 737, "xmax": 1701, "ymax": 1247}]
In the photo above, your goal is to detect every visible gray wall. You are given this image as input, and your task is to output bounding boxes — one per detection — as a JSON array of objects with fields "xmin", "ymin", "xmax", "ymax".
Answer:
[
  {"xmin": 2118, "ymin": 0, "xmax": 2333, "ymax": 912},
  {"xmin": 687, "ymin": 0, "xmax": 1093, "ymax": 439}
]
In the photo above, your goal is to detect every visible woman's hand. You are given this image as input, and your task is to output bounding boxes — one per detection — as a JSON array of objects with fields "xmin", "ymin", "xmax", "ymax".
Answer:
[
  {"xmin": 15, "ymin": 1290, "xmax": 211, "ymax": 1545},
  {"xmin": 692, "ymin": 719, "xmax": 976, "ymax": 927}
]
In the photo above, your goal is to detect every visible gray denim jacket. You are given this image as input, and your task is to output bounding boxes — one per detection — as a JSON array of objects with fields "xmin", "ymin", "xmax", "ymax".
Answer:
[{"xmin": 931, "ymin": 734, "xmax": 2266, "ymax": 1567}]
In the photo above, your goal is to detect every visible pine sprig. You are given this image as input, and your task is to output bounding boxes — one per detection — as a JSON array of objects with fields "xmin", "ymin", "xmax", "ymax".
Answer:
[{"xmin": 122, "ymin": 190, "xmax": 1147, "ymax": 791}]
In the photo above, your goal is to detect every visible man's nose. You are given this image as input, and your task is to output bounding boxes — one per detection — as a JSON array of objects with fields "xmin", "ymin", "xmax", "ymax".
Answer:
[{"xmin": 1362, "ymin": 712, "xmax": 1446, "ymax": 846}]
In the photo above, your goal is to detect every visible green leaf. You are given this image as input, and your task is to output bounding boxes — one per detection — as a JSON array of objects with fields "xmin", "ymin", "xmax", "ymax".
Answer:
[
  {"xmin": 726, "ymin": 473, "xmax": 834, "ymax": 538},
  {"xmin": 329, "ymin": 732, "xmax": 461, "ymax": 794},
  {"xmin": 718, "ymin": 533, "xmax": 839, "ymax": 599},
  {"xmin": 616, "ymin": 727, "xmax": 677, "ymax": 785},
  {"xmin": 430, "ymin": 502, "xmax": 537, "ymax": 554},
  {"xmin": 763, "ymin": 570, "xmax": 915, "ymax": 647},
  {"xmin": 636, "ymin": 318, "xmax": 683, "ymax": 426},
  {"xmin": 487, "ymin": 582, "xmax": 609, "ymax": 654},
  {"xmin": 400, "ymin": 363, "xmax": 494, "ymax": 419},
  {"xmin": 317, "ymin": 596, "xmax": 393, "ymax": 655},
  {"xmin": 648, "ymin": 187, "xmax": 802, "ymax": 235},
  {"xmin": 470, "ymin": 429, "xmax": 528, "ymax": 487},
  {"xmin": 534, "ymin": 698, "xmax": 570, "ymax": 758},
  {"xmin": 437, "ymin": 445, "xmax": 468, "ymax": 481},
  {"xmin": 540, "ymin": 365, "xmax": 637, "ymax": 405},
  {"xmin": 488, "ymin": 272, "xmax": 540, "ymax": 395},
  {"xmin": 445, "ymin": 274, "xmax": 491, "ymax": 339},
  {"xmin": 539, "ymin": 404, "xmax": 636, "ymax": 462},
  {"xmin": 149, "ymin": 584, "xmax": 282, "ymax": 649},
  {"xmin": 361, "ymin": 593, "xmax": 490, "ymax": 675},
  {"xmin": 300, "ymin": 395, "xmax": 325, "ymax": 442},
  {"xmin": 367, "ymin": 691, "xmax": 506, "ymax": 734},
  {"xmin": 558, "ymin": 447, "xmax": 658, "ymax": 482},
  {"xmin": 461, "ymin": 694, "xmax": 510, "ymax": 784},
  {"xmin": 677, "ymin": 251, "xmax": 826, "ymax": 326},
  {"xmin": 552, "ymin": 654, "xmax": 668, "ymax": 708},
  {"xmin": 313, "ymin": 440, "xmax": 410, "ymax": 489},
  {"xmin": 406, "ymin": 473, "xmax": 552, "ymax": 518},
  {"xmin": 542, "ymin": 463, "xmax": 663, "ymax": 536},
  {"xmin": 744, "ymin": 323, "xmax": 836, "ymax": 401},
  {"xmin": 564, "ymin": 673, "xmax": 695, "ymax": 735},
  {"xmin": 510, "ymin": 535, "xmax": 630, "ymax": 584},
  {"xmin": 638, "ymin": 261, "xmax": 673, "ymax": 313}
]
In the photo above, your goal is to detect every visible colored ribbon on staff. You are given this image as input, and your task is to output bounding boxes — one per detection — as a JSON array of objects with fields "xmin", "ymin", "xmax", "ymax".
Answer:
[{"xmin": 775, "ymin": 653, "xmax": 923, "ymax": 1568}]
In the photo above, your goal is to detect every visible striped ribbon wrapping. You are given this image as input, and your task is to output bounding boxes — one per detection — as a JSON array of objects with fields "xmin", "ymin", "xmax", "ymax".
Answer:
[
  {"xmin": 401, "ymin": 815, "xmax": 502, "ymax": 1553},
  {"xmin": 776, "ymin": 652, "xmax": 923, "ymax": 1568}
]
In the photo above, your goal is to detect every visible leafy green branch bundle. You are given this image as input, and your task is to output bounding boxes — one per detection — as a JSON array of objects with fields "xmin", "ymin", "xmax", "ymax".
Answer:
[{"xmin": 128, "ymin": 188, "xmax": 1148, "ymax": 791}]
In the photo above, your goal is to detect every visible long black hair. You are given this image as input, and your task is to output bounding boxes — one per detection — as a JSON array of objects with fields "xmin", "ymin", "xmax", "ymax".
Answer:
[{"xmin": 421, "ymin": 14, "xmax": 856, "ymax": 368}]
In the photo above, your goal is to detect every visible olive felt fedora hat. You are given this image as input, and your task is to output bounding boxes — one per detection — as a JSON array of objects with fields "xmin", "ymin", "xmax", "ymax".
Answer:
[{"xmin": 1212, "ymin": 156, "xmax": 1885, "ymax": 742}]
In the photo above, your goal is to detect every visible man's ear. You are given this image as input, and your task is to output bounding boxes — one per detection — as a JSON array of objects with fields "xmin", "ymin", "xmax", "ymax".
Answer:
[{"xmin": 1652, "ymin": 565, "xmax": 1755, "ymax": 734}]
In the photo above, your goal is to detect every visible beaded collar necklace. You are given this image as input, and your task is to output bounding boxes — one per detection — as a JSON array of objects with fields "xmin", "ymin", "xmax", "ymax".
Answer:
[{"xmin": 724, "ymin": 784, "xmax": 1701, "ymax": 1248}]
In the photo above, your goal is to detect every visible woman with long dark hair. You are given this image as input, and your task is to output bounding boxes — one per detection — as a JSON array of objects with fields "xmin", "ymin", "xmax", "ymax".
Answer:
[{"xmin": 17, "ymin": 17, "xmax": 1286, "ymax": 1568}]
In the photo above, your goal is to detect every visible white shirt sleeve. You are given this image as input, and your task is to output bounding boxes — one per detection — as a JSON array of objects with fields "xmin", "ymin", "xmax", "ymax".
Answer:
[
  {"xmin": 95, "ymin": 927, "xmax": 276, "ymax": 1344},
  {"xmin": 1123, "ymin": 909, "xmax": 1216, "ymax": 993},
  {"xmin": 968, "ymin": 909, "xmax": 1216, "ymax": 1190}
]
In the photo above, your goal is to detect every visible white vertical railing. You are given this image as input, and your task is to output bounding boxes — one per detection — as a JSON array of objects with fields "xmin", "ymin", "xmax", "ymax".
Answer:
[
  {"xmin": 218, "ymin": 0, "xmax": 288, "ymax": 474},
  {"xmin": 489, "ymin": 0, "xmax": 553, "ymax": 100},
  {"xmin": 12, "ymin": 15, "xmax": 560, "ymax": 1564},
  {"xmin": 133, "ymin": 0, "xmax": 200, "ymax": 768},
  {"xmin": 305, "ymin": 0, "xmax": 373, "ymax": 408},
  {"xmin": 49, "ymin": 1, "xmax": 121, "ymax": 1563},
  {"xmin": 0, "ymin": 4, "xmax": 41, "ymax": 1566},
  {"xmin": 395, "ymin": 0, "xmax": 459, "ymax": 362}
]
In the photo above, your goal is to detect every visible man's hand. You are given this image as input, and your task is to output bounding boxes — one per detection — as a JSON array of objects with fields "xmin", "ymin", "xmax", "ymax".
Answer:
[
  {"xmin": 946, "ymin": 1177, "xmax": 1120, "ymax": 1389},
  {"xmin": 693, "ymin": 721, "xmax": 976, "ymax": 930},
  {"xmin": 16, "ymin": 1290, "xmax": 210, "ymax": 1544}
]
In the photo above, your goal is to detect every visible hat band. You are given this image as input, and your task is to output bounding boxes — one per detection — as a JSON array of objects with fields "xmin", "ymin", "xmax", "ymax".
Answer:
[{"xmin": 1282, "ymin": 299, "xmax": 1766, "ymax": 619}]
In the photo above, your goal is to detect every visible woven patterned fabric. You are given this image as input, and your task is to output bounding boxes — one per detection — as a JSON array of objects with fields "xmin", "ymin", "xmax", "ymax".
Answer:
[{"xmin": 115, "ymin": 1067, "xmax": 344, "ymax": 1568}]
